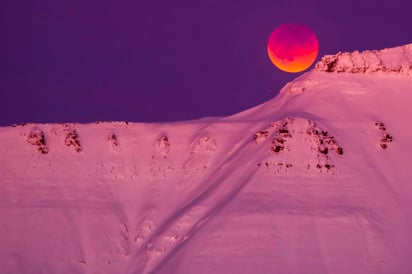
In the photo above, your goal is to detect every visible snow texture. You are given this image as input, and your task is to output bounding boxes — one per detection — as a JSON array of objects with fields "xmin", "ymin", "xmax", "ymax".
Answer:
[{"xmin": 1, "ymin": 44, "xmax": 412, "ymax": 274}]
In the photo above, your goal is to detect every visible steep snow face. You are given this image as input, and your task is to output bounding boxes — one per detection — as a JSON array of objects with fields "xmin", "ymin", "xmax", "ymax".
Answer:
[
  {"xmin": 315, "ymin": 43, "xmax": 412, "ymax": 74},
  {"xmin": 1, "ymin": 45, "xmax": 412, "ymax": 274}
]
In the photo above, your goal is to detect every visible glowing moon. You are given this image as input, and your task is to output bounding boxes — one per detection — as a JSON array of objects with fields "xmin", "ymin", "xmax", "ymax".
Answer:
[{"xmin": 267, "ymin": 23, "xmax": 319, "ymax": 73}]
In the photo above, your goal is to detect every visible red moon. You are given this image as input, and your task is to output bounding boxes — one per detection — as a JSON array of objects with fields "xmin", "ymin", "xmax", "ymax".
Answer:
[{"xmin": 267, "ymin": 23, "xmax": 319, "ymax": 73}]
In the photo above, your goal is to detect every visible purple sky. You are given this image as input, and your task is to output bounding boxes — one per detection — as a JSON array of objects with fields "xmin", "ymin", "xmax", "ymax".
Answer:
[{"xmin": 1, "ymin": 0, "xmax": 410, "ymax": 126}]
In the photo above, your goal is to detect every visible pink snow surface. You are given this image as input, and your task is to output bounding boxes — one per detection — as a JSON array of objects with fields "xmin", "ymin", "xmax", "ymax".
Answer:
[{"xmin": 1, "ymin": 44, "xmax": 412, "ymax": 274}]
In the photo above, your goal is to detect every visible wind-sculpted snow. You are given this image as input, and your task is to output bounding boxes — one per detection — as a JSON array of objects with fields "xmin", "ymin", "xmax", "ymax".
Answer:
[
  {"xmin": 315, "ymin": 43, "xmax": 412, "ymax": 75},
  {"xmin": 1, "ymin": 44, "xmax": 412, "ymax": 274}
]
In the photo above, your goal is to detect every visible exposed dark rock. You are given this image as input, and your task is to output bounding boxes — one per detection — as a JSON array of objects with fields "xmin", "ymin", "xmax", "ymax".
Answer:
[
  {"xmin": 375, "ymin": 122, "xmax": 393, "ymax": 150},
  {"xmin": 319, "ymin": 147, "xmax": 329, "ymax": 155},
  {"xmin": 108, "ymin": 133, "xmax": 119, "ymax": 147},
  {"xmin": 253, "ymin": 130, "xmax": 269, "ymax": 143},
  {"xmin": 65, "ymin": 129, "xmax": 82, "ymax": 152},
  {"xmin": 270, "ymin": 118, "xmax": 293, "ymax": 153},
  {"xmin": 27, "ymin": 129, "xmax": 49, "ymax": 154}
]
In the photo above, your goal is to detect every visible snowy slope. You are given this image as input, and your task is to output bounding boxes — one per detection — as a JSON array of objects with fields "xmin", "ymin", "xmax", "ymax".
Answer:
[{"xmin": 1, "ymin": 44, "xmax": 412, "ymax": 274}]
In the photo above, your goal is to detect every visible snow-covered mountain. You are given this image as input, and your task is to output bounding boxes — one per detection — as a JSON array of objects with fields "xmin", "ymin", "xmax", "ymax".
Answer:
[{"xmin": 1, "ymin": 44, "xmax": 412, "ymax": 274}]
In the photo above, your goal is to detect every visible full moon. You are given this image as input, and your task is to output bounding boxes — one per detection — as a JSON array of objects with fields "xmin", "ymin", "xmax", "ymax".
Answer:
[{"xmin": 267, "ymin": 23, "xmax": 319, "ymax": 73}]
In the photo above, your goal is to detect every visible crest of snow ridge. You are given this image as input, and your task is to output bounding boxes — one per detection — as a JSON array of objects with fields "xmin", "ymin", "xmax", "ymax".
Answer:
[{"xmin": 315, "ymin": 43, "xmax": 412, "ymax": 74}]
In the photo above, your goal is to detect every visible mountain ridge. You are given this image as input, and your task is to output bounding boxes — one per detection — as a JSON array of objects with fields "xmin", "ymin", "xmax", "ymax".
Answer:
[{"xmin": 315, "ymin": 43, "xmax": 412, "ymax": 74}]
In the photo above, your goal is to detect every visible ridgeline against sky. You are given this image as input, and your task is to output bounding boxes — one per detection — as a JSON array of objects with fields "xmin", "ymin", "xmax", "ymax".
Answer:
[{"xmin": 0, "ymin": 1, "xmax": 411, "ymax": 125}]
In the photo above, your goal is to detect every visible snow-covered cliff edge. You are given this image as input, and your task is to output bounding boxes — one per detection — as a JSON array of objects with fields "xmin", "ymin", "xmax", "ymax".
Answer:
[{"xmin": 315, "ymin": 43, "xmax": 412, "ymax": 74}]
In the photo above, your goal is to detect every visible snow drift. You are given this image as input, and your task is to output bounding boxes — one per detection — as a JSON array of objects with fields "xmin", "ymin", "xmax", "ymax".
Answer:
[{"xmin": 1, "ymin": 44, "xmax": 412, "ymax": 274}]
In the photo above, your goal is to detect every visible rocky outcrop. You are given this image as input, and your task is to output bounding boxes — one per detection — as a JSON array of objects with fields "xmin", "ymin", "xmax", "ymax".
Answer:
[
  {"xmin": 315, "ymin": 44, "xmax": 412, "ymax": 75},
  {"xmin": 27, "ymin": 129, "xmax": 49, "ymax": 154},
  {"xmin": 64, "ymin": 129, "xmax": 82, "ymax": 152}
]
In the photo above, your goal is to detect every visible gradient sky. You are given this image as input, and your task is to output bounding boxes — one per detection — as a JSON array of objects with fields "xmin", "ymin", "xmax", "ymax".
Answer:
[{"xmin": 1, "ymin": 0, "xmax": 411, "ymax": 126}]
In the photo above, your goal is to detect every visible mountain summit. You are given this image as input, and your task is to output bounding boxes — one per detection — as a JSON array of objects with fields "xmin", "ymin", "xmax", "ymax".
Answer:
[
  {"xmin": 315, "ymin": 43, "xmax": 412, "ymax": 74},
  {"xmin": 1, "ymin": 44, "xmax": 412, "ymax": 274}
]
